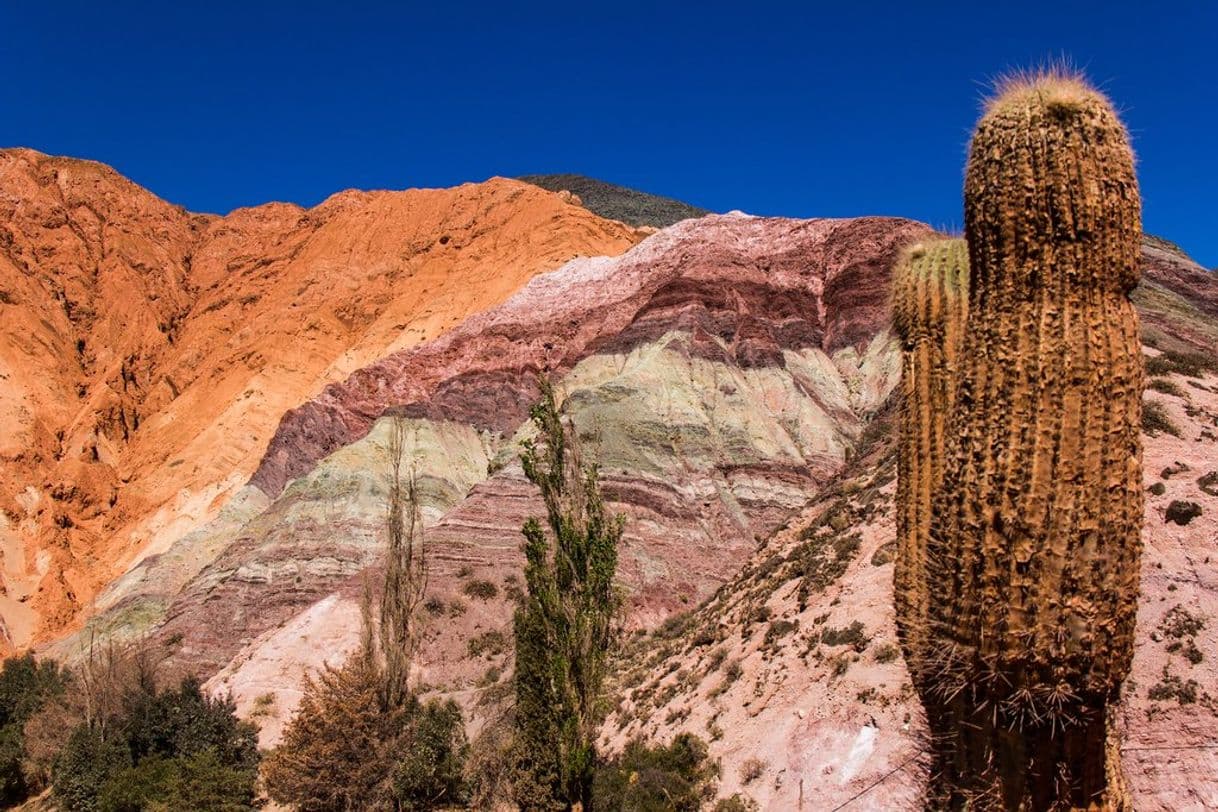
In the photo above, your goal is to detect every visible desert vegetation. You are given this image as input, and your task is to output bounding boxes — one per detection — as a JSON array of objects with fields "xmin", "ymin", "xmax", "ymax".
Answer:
[
  {"xmin": 0, "ymin": 641, "xmax": 259, "ymax": 811},
  {"xmin": 889, "ymin": 237, "xmax": 969, "ymax": 712},
  {"xmin": 896, "ymin": 68, "xmax": 1146, "ymax": 809}
]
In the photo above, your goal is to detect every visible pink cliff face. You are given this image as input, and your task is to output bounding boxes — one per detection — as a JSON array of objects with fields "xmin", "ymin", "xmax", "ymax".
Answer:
[{"xmin": 249, "ymin": 214, "xmax": 931, "ymax": 497}]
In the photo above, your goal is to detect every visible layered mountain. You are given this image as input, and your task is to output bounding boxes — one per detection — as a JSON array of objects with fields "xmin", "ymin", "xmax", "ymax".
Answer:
[
  {"xmin": 0, "ymin": 148, "xmax": 642, "ymax": 650},
  {"xmin": 62, "ymin": 211, "xmax": 931, "ymax": 744},
  {"xmin": 7, "ymin": 154, "xmax": 1216, "ymax": 808}
]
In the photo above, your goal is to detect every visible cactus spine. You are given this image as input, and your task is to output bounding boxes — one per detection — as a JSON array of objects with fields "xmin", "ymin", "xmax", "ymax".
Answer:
[
  {"xmin": 922, "ymin": 72, "xmax": 1144, "ymax": 809},
  {"xmin": 892, "ymin": 238, "xmax": 969, "ymax": 680}
]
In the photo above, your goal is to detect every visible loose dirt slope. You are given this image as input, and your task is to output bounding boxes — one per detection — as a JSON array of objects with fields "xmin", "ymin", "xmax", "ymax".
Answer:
[{"xmin": 0, "ymin": 148, "xmax": 641, "ymax": 648}]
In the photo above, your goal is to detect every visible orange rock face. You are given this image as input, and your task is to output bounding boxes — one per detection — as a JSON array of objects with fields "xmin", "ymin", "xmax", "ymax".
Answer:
[{"xmin": 0, "ymin": 148, "xmax": 641, "ymax": 649}]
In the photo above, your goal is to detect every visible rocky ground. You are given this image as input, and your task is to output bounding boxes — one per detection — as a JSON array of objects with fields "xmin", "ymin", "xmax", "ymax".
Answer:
[{"xmin": 604, "ymin": 363, "xmax": 1218, "ymax": 810}]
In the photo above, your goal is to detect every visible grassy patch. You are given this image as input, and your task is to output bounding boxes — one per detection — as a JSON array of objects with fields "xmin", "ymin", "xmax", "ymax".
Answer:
[
  {"xmin": 1143, "ymin": 400, "xmax": 1181, "ymax": 437},
  {"xmin": 1148, "ymin": 670, "xmax": 1200, "ymax": 704},
  {"xmin": 762, "ymin": 619, "xmax": 798, "ymax": 652},
  {"xmin": 821, "ymin": 621, "xmax": 869, "ymax": 650},
  {"xmin": 738, "ymin": 757, "xmax": 766, "ymax": 785},
  {"xmin": 467, "ymin": 630, "xmax": 508, "ymax": 658},
  {"xmin": 873, "ymin": 642, "xmax": 900, "ymax": 664},
  {"xmin": 463, "ymin": 579, "xmax": 499, "ymax": 600},
  {"xmin": 1146, "ymin": 350, "xmax": 1218, "ymax": 379},
  {"xmin": 1148, "ymin": 378, "xmax": 1185, "ymax": 397}
]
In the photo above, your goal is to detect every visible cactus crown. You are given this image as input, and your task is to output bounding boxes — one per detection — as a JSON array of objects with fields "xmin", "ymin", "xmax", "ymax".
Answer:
[
  {"xmin": 890, "ymin": 237, "xmax": 968, "ymax": 344},
  {"xmin": 966, "ymin": 68, "xmax": 1141, "ymax": 295},
  {"xmin": 984, "ymin": 65, "xmax": 1100, "ymax": 116}
]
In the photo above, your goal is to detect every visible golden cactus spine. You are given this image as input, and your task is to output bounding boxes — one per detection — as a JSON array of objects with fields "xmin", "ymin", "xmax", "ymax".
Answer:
[
  {"xmin": 923, "ymin": 72, "xmax": 1144, "ymax": 809},
  {"xmin": 891, "ymin": 238, "xmax": 969, "ymax": 679}
]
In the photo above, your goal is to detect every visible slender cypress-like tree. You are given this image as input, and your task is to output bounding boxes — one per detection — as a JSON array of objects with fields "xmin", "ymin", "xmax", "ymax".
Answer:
[
  {"xmin": 513, "ymin": 379, "xmax": 623, "ymax": 811},
  {"xmin": 265, "ymin": 416, "xmax": 468, "ymax": 811},
  {"xmin": 378, "ymin": 416, "xmax": 428, "ymax": 711}
]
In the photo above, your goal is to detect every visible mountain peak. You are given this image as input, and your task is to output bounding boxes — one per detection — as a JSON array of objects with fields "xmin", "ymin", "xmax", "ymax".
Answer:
[{"xmin": 519, "ymin": 173, "xmax": 711, "ymax": 228}]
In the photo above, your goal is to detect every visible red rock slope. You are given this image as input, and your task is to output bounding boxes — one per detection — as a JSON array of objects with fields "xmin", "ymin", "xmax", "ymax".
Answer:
[{"xmin": 0, "ymin": 148, "xmax": 641, "ymax": 649}]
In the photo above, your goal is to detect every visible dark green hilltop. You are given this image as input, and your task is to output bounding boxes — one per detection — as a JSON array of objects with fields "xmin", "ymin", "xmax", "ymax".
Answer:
[{"xmin": 519, "ymin": 174, "xmax": 711, "ymax": 229}]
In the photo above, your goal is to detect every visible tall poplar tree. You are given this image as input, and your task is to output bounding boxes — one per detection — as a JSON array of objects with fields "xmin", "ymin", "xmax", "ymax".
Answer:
[{"xmin": 512, "ymin": 380, "xmax": 623, "ymax": 810}]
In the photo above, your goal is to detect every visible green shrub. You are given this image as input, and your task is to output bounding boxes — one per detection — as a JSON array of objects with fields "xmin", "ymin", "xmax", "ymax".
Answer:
[
  {"xmin": 821, "ymin": 621, "xmax": 869, "ymax": 650},
  {"xmin": 0, "ymin": 724, "xmax": 26, "ymax": 805},
  {"xmin": 0, "ymin": 654, "xmax": 68, "ymax": 729},
  {"xmin": 0, "ymin": 654, "xmax": 68, "ymax": 805},
  {"xmin": 0, "ymin": 652, "xmax": 68, "ymax": 808},
  {"xmin": 1142, "ymin": 400, "xmax": 1181, "ymax": 437},
  {"xmin": 164, "ymin": 748, "xmax": 261, "ymax": 811},
  {"xmin": 95, "ymin": 755, "xmax": 177, "ymax": 812},
  {"xmin": 1148, "ymin": 670, "xmax": 1201, "ymax": 704},
  {"xmin": 873, "ymin": 642, "xmax": 900, "ymax": 664},
  {"xmin": 53, "ymin": 727, "xmax": 132, "ymax": 812},
  {"xmin": 468, "ymin": 630, "xmax": 508, "ymax": 658},
  {"xmin": 121, "ymin": 677, "xmax": 258, "ymax": 769},
  {"xmin": 1148, "ymin": 378, "xmax": 1184, "ymax": 396},
  {"xmin": 463, "ymin": 579, "xmax": 499, "ymax": 600},
  {"xmin": 393, "ymin": 700, "xmax": 469, "ymax": 810},
  {"xmin": 738, "ymin": 757, "xmax": 766, "ymax": 785},
  {"xmin": 592, "ymin": 734, "xmax": 719, "ymax": 811},
  {"xmin": 762, "ymin": 620, "xmax": 797, "ymax": 650},
  {"xmin": 51, "ymin": 675, "xmax": 258, "ymax": 812},
  {"xmin": 94, "ymin": 749, "xmax": 258, "ymax": 812},
  {"xmin": 1146, "ymin": 350, "xmax": 1218, "ymax": 379}
]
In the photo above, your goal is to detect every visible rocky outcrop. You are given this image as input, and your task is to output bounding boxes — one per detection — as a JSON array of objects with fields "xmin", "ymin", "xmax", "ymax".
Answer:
[
  {"xmin": 1142, "ymin": 237, "xmax": 1218, "ymax": 320},
  {"xmin": 0, "ymin": 148, "xmax": 641, "ymax": 648}
]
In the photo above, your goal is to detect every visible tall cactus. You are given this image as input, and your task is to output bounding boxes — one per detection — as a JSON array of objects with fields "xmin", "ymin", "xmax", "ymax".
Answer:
[
  {"xmin": 892, "ymin": 238, "xmax": 969, "ymax": 681},
  {"xmin": 923, "ymin": 71, "xmax": 1144, "ymax": 809}
]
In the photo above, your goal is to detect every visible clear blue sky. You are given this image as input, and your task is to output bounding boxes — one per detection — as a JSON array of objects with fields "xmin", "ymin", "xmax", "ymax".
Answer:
[{"xmin": 3, "ymin": 2, "xmax": 1215, "ymax": 266}]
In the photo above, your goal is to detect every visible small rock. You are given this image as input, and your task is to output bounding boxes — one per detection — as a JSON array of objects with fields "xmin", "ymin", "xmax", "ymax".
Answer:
[
  {"xmin": 1161, "ymin": 461, "xmax": 1191, "ymax": 480},
  {"xmin": 1165, "ymin": 500, "xmax": 1203, "ymax": 526},
  {"xmin": 1149, "ymin": 482, "xmax": 1167, "ymax": 496},
  {"xmin": 1198, "ymin": 471, "xmax": 1218, "ymax": 497},
  {"xmin": 797, "ymin": 709, "xmax": 806, "ymax": 719}
]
